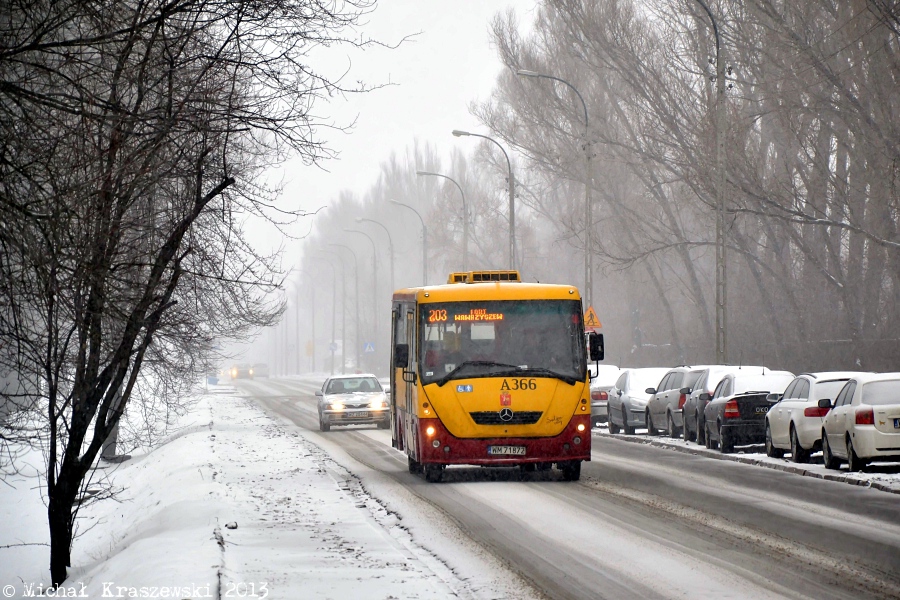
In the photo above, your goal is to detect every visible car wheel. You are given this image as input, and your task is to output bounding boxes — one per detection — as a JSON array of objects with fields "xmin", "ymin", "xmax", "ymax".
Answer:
[
  {"xmin": 790, "ymin": 426, "xmax": 810, "ymax": 463},
  {"xmin": 377, "ymin": 418, "xmax": 390, "ymax": 430},
  {"xmin": 719, "ymin": 423, "xmax": 734, "ymax": 454},
  {"xmin": 561, "ymin": 461, "xmax": 581, "ymax": 481},
  {"xmin": 646, "ymin": 411, "xmax": 659, "ymax": 436},
  {"xmin": 608, "ymin": 419, "xmax": 620, "ymax": 434},
  {"xmin": 696, "ymin": 414, "xmax": 706, "ymax": 445},
  {"xmin": 822, "ymin": 434, "xmax": 840, "ymax": 470},
  {"xmin": 424, "ymin": 464, "xmax": 443, "ymax": 482},
  {"xmin": 682, "ymin": 417, "xmax": 694, "ymax": 442},
  {"xmin": 407, "ymin": 456, "xmax": 421, "ymax": 474},
  {"xmin": 705, "ymin": 422, "xmax": 718, "ymax": 450},
  {"xmin": 765, "ymin": 422, "xmax": 784, "ymax": 458},
  {"xmin": 623, "ymin": 413, "xmax": 635, "ymax": 435},
  {"xmin": 667, "ymin": 413, "xmax": 680, "ymax": 438},
  {"xmin": 319, "ymin": 418, "xmax": 330, "ymax": 432},
  {"xmin": 846, "ymin": 438, "xmax": 867, "ymax": 472}
]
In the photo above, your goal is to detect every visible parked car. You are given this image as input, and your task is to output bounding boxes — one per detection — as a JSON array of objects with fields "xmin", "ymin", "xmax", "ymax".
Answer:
[
  {"xmin": 821, "ymin": 373, "xmax": 900, "ymax": 472},
  {"xmin": 645, "ymin": 366, "xmax": 708, "ymax": 437},
  {"xmin": 251, "ymin": 363, "xmax": 270, "ymax": 378},
  {"xmin": 765, "ymin": 371, "xmax": 866, "ymax": 462},
  {"xmin": 229, "ymin": 364, "xmax": 253, "ymax": 379},
  {"xmin": 683, "ymin": 366, "xmax": 766, "ymax": 444},
  {"xmin": 590, "ymin": 365, "xmax": 621, "ymax": 427},
  {"xmin": 703, "ymin": 370, "xmax": 794, "ymax": 453},
  {"xmin": 315, "ymin": 374, "xmax": 389, "ymax": 432},
  {"xmin": 607, "ymin": 368, "xmax": 670, "ymax": 435}
]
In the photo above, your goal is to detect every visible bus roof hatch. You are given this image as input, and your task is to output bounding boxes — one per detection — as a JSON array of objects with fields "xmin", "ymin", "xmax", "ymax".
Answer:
[{"xmin": 447, "ymin": 270, "xmax": 521, "ymax": 284}]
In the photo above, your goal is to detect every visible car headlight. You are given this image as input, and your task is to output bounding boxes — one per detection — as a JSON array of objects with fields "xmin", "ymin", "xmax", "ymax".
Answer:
[
  {"xmin": 329, "ymin": 402, "xmax": 344, "ymax": 411},
  {"xmin": 369, "ymin": 398, "xmax": 387, "ymax": 409}
]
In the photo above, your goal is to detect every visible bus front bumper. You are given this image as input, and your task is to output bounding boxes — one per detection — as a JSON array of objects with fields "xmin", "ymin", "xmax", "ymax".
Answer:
[{"xmin": 416, "ymin": 415, "xmax": 592, "ymax": 466}]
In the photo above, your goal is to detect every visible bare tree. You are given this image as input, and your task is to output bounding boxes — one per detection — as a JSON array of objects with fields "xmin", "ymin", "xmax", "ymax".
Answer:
[{"xmin": 0, "ymin": 0, "xmax": 378, "ymax": 585}]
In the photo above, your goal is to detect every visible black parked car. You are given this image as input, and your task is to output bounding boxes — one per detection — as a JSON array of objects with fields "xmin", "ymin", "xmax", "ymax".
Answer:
[{"xmin": 702, "ymin": 370, "xmax": 794, "ymax": 453}]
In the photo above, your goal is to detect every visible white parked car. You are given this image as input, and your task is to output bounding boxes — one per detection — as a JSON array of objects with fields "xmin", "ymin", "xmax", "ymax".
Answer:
[
  {"xmin": 821, "ymin": 373, "xmax": 900, "ymax": 472},
  {"xmin": 765, "ymin": 371, "xmax": 866, "ymax": 463}
]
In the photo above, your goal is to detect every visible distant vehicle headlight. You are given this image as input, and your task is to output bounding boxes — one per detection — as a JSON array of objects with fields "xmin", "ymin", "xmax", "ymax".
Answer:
[
  {"xmin": 231, "ymin": 368, "xmax": 238, "ymax": 377},
  {"xmin": 249, "ymin": 369, "xmax": 254, "ymax": 376}
]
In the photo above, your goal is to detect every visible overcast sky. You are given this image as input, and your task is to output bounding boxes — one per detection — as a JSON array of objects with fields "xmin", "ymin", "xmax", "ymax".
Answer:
[{"xmin": 263, "ymin": 1, "xmax": 538, "ymax": 251}]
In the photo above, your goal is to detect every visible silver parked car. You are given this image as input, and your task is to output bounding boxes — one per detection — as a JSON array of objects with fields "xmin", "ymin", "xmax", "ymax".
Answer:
[
  {"xmin": 590, "ymin": 364, "xmax": 621, "ymax": 427},
  {"xmin": 315, "ymin": 374, "xmax": 389, "ymax": 432},
  {"xmin": 645, "ymin": 366, "xmax": 708, "ymax": 437},
  {"xmin": 607, "ymin": 368, "xmax": 670, "ymax": 435}
]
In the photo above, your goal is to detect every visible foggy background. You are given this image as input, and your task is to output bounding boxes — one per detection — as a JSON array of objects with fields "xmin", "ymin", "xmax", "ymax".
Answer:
[{"xmin": 241, "ymin": 0, "xmax": 900, "ymax": 378}]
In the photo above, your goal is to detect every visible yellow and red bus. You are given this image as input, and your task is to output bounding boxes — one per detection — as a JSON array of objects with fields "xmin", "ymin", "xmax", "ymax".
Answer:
[{"xmin": 390, "ymin": 270, "xmax": 603, "ymax": 482}]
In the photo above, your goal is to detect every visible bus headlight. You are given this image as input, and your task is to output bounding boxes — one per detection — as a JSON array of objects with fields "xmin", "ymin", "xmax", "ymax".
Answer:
[
  {"xmin": 426, "ymin": 426, "xmax": 436, "ymax": 436},
  {"xmin": 576, "ymin": 423, "xmax": 586, "ymax": 432}
]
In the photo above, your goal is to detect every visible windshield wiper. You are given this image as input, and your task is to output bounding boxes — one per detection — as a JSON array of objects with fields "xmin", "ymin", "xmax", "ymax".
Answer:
[
  {"xmin": 436, "ymin": 360, "xmax": 521, "ymax": 387},
  {"xmin": 514, "ymin": 367, "xmax": 578, "ymax": 386}
]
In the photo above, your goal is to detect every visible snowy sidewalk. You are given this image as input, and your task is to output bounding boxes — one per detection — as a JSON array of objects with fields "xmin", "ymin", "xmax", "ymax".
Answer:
[{"xmin": 2, "ymin": 392, "xmax": 537, "ymax": 599}]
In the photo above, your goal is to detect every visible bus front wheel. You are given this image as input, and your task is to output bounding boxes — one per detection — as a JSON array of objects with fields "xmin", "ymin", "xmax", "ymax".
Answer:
[
  {"xmin": 407, "ymin": 456, "xmax": 421, "ymax": 474},
  {"xmin": 424, "ymin": 464, "xmax": 443, "ymax": 483},
  {"xmin": 560, "ymin": 460, "xmax": 581, "ymax": 481}
]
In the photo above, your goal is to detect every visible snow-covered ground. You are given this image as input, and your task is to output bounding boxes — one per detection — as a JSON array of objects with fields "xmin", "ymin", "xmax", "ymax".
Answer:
[
  {"xmin": 592, "ymin": 424, "xmax": 900, "ymax": 495},
  {"xmin": 1, "ymin": 386, "xmax": 540, "ymax": 599}
]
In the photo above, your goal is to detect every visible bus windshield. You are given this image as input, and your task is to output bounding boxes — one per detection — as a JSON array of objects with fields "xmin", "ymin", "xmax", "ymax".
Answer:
[{"xmin": 419, "ymin": 299, "xmax": 586, "ymax": 386}]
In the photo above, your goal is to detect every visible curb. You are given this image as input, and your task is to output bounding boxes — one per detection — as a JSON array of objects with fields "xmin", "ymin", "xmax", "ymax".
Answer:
[{"xmin": 594, "ymin": 430, "xmax": 900, "ymax": 496}]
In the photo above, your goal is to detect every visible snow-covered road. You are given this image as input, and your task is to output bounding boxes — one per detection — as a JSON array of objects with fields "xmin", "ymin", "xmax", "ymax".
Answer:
[{"xmin": 4, "ymin": 375, "xmax": 900, "ymax": 599}]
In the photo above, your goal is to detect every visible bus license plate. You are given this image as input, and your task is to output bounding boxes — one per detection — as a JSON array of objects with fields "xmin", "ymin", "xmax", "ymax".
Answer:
[{"xmin": 488, "ymin": 445, "xmax": 526, "ymax": 456}]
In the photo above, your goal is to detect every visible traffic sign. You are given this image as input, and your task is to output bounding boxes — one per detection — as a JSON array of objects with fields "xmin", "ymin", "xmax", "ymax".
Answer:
[
  {"xmin": 363, "ymin": 342, "xmax": 375, "ymax": 353},
  {"xmin": 584, "ymin": 306, "xmax": 602, "ymax": 330}
]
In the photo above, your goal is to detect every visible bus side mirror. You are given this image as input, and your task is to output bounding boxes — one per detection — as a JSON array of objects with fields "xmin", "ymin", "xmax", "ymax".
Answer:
[
  {"xmin": 588, "ymin": 332, "xmax": 604, "ymax": 361},
  {"xmin": 394, "ymin": 344, "xmax": 409, "ymax": 368},
  {"xmin": 402, "ymin": 370, "xmax": 417, "ymax": 384}
]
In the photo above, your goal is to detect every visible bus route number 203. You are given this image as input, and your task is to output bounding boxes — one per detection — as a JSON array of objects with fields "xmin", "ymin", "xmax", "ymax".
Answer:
[{"xmin": 500, "ymin": 378, "xmax": 537, "ymax": 391}]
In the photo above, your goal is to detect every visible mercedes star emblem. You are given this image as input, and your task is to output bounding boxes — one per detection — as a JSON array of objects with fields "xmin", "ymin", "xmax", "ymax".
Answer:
[{"xmin": 499, "ymin": 408, "xmax": 514, "ymax": 422}]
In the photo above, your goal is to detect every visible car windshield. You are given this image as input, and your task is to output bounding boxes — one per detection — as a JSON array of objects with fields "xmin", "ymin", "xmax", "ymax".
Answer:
[
  {"xmin": 630, "ymin": 369, "xmax": 670, "ymax": 394},
  {"xmin": 861, "ymin": 380, "xmax": 900, "ymax": 406},
  {"xmin": 814, "ymin": 379, "xmax": 849, "ymax": 401},
  {"xmin": 419, "ymin": 299, "xmax": 586, "ymax": 385},
  {"xmin": 326, "ymin": 377, "xmax": 382, "ymax": 394},
  {"xmin": 733, "ymin": 374, "xmax": 794, "ymax": 395}
]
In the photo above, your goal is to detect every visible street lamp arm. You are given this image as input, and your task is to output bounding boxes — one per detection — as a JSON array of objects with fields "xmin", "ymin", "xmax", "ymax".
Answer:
[
  {"xmin": 515, "ymin": 69, "xmax": 588, "ymax": 128},
  {"xmin": 691, "ymin": 0, "xmax": 721, "ymax": 53}
]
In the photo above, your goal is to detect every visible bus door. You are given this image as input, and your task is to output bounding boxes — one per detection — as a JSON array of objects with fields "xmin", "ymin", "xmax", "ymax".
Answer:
[
  {"xmin": 390, "ymin": 305, "xmax": 401, "ymax": 450},
  {"xmin": 403, "ymin": 306, "xmax": 418, "ymax": 458}
]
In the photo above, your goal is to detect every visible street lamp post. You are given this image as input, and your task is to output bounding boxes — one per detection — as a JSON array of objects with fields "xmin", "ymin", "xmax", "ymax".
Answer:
[
  {"xmin": 323, "ymin": 252, "xmax": 348, "ymax": 374},
  {"xmin": 416, "ymin": 170, "xmax": 468, "ymax": 271},
  {"xmin": 389, "ymin": 200, "xmax": 427, "ymax": 286},
  {"xmin": 693, "ymin": 0, "xmax": 728, "ymax": 364},
  {"xmin": 516, "ymin": 69, "xmax": 592, "ymax": 308},
  {"xmin": 299, "ymin": 271, "xmax": 316, "ymax": 373},
  {"xmin": 357, "ymin": 217, "xmax": 395, "ymax": 294},
  {"xmin": 452, "ymin": 130, "xmax": 516, "ymax": 270},
  {"xmin": 330, "ymin": 244, "xmax": 360, "ymax": 372},
  {"xmin": 309, "ymin": 258, "xmax": 337, "ymax": 375},
  {"xmin": 344, "ymin": 228, "xmax": 378, "ymax": 367}
]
